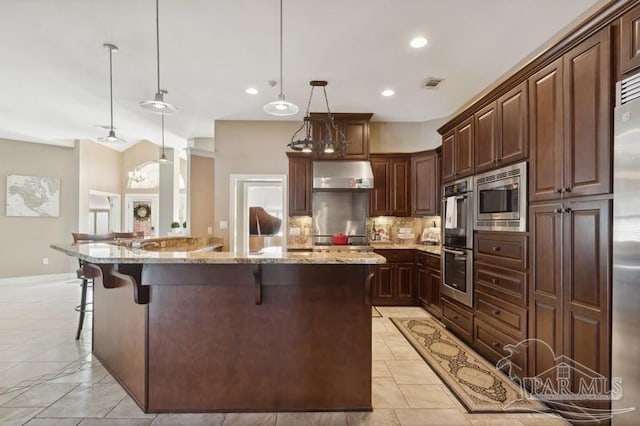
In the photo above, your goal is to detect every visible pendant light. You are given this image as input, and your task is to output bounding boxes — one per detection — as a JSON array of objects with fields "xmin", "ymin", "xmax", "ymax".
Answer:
[
  {"xmin": 156, "ymin": 114, "xmax": 172, "ymax": 163},
  {"xmin": 140, "ymin": 0, "xmax": 177, "ymax": 114},
  {"xmin": 97, "ymin": 43, "xmax": 126, "ymax": 144},
  {"xmin": 263, "ymin": 0, "xmax": 298, "ymax": 116}
]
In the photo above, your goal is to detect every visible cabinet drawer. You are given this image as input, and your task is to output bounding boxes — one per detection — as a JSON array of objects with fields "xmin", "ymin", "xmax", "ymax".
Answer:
[
  {"xmin": 374, "ymin": 249, "xmax": 415, "ymax": 263},
  {"xmin": 474, "ymin": 317, "xmax": 527, "ymax": 379},
  {"xmin": 441, "ymin": 296, "xmax": 473, "ymax": 343},
  {"xmin": 475, "ymin": 262, "xmax": 527, "ymax": 307},
  {"xmin": 475, "ymin": 232, "xmax": 527, "ymax": 270},
  {"xmin": 475, "ymin": 290, "xmax": 527, "ymax": 339},
  {"xmin": 425, "ymin": 253, "xmax": 440, "ymax": 270}
]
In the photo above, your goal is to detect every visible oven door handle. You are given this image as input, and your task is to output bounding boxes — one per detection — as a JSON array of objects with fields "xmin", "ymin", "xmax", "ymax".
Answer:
[{"xmin": 443, "ymin": 248, "xmax": 467, "ymax": 257}]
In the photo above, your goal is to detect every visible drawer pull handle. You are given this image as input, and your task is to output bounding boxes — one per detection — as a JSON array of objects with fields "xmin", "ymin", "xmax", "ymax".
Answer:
[
  {"xmin": 492, "ymin": 341, "xmax": 501, "ymax": 348},
  {"xmin": 452, "ymin": 315, "xmax": 459, "ymax": 320},
  {"xmin": 492, "ymin": 246, "xmax": 501, "ymax": 251},
  {"xmin": 493, "ymin": 309, "xmax": 500, "ymax": 316},
  {"xmin": 491, "ymin": 278, "xmax": 499, "ymax": 284}
]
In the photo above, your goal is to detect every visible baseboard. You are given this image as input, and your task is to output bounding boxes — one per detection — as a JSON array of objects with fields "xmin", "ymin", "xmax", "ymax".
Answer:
[{"xmin": 0, "ymin": 272, "xmax": 77, "ymax": 285}]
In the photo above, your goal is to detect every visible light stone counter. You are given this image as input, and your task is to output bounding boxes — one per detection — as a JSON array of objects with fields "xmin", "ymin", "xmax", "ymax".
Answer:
[
  {"xmin": 369, "ymin": 242, "xmax": 441, "ymax": 255},
  {"xmin": 51, "ymin": 243, "xmax": 386, "ymax": 265}
]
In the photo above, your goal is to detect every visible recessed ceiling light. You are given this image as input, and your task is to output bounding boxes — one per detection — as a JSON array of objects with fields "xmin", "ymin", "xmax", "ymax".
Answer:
[
  {"xmin": 410, "ymin": 36, "xmax": 428, "ymax": 48},
  {"xmin": 246, "ymin": 87, "xmax": 258, "ymax": 95},
  {"xmin": 381, "ymin": 89, "xmax": 395, "ymax": 97}
]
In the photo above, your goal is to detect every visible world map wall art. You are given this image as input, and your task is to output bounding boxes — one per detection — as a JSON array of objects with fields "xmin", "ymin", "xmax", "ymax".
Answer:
[{"xmin": 6, "ymin": 174, "xmax": 60, "ymax": 217}]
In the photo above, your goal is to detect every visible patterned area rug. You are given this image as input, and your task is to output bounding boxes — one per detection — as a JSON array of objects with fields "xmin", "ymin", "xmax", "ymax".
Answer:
[
  {"xmin": 371, "ymin": 306, "xmax": 382, "ymax": 317},
  {"xmin": 391, "ymin": 317, "xmax": 547, "ymax": 414}
]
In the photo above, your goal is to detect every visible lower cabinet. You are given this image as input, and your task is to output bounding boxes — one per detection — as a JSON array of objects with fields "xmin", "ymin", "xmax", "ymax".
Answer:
[
  {"xmin": 371, "ymin": 249, "xmax": 417, "ymax": 306},
  {"xmin": 441, "ymin": 295, "xmax": 474, "ymax": 344},
  {"xmin": 416, "ymin": 252, "xmax": 442, "ymax": 318}
]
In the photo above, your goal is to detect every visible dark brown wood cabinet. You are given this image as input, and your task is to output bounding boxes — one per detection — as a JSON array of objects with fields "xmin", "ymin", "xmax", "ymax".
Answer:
[
  {"xmin": 441, "ymin": 117, "xmax": 474, "ymax": 183},
  {"xmin": 529, "ymin": 27, "xmax": 611, "ymax": 202},
  {"xmin": 311, "ymin": 113, "xmax": 372, "ymax": 160},
  {"xmin": 474, "ymin": 82, "xmax": 528, "ymax": 174},
  {"xmin": 371, "ymin": 249, "xmax": 417, "ymax": 306},
  {"xmin": 369, "ymin": 154, "xmax": 411, "ymax": 217},
  {"xmin": 416, "ymin": 251, "xmax": 441, "ymax": 318},
  {"xmin": 287, "ymin": 153, "xmax": 312, "ymax": 216},
  {"xmin": 411, "ymin": 150, "xmax": 439, "ymax": 216},
  {"xmin": 529, "ymin": 200, "xmax": 611, "ymax": 386},
  {"xmin": 441, "ymin": 296, "xmax": 474, "ymax": 344},
  {"xmin": 620, "ymin": 3, "xmax": 640, "ymax": 76}
]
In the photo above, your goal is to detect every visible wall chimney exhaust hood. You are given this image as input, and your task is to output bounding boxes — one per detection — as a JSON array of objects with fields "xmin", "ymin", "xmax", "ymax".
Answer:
[{"xmin": 312, "ymin": 161, "xmax": 374, "ymax": 190}]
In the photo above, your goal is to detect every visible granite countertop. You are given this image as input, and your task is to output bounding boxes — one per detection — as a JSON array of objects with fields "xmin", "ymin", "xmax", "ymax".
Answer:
[
  {"xmin": 50, "ymin": 243, "xmax": 386, "ymax": 265},
  {"xmin": 370, "ymin": 242, "xmax": 441, "ymax": 255}
]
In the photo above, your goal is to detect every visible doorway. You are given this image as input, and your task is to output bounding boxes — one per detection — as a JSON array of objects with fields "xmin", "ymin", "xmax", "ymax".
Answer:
[
  {"xmin": 88, "ymin": 190, "xmax": 121, "ymax": 233},
  {"xmin": 124, "ymin": 194, "xmax": 159, "ymax": 237},
  {"xmin": 229, "ymin": 174, "xmax": 287, "ymax": 253}
]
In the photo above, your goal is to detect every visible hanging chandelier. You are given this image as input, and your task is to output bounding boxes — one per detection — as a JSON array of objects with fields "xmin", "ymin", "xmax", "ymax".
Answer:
[
  {"xmin": 139, "ymin": 0, "xmax": 177, "ymax": 114},
  {"xmin": 97, "ymin": 43, "xmax": 126, "ymax": 144},
  {"xmin": 288, "ymin": 80, "xmax": 347, "ymax": 155}
]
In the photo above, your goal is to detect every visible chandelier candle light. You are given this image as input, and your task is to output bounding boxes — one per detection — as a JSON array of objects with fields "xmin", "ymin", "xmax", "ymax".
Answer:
[
  {"xmin": 288, "ymin": 80, "xmax": 347, "ymax": 155},
  {"xmin": 263, "ymin": 0, "xmax": 298, "ymax": 116},
  {"xmin": 139, "ymin": 0, "xmax": 177, "ymax": 114},
  {"xmin": 97, "ymin": 43, "xmax": 126, "ymax": 144}
]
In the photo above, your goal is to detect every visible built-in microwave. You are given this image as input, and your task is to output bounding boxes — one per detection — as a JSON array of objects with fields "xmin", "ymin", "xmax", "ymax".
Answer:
[{"xmin": 474, "ymin": 161, "xmax": 527, "ymax": 232}]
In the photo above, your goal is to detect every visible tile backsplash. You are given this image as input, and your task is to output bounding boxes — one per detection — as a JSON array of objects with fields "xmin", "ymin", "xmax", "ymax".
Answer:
[{"xmin": 287, "ymin": 215, "xmax": 440, "ymax": 246}]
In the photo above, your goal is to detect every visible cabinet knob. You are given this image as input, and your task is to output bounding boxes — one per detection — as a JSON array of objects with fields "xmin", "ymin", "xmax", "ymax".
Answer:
[
  {"xmin": 563, "ymin": 208, "xmax": 572, "ymax": 214},
  {"xmin": 492, "ymin": 341, "xmax": 501, "ymax": 348},
  {"xmin": 555, "ymin": 188, "xmax": 563, "ymax": 193},
  {"xmin": 491, "ymin": 278, "xmax": 499, "ymax": 284},
  {"xmin": 493, "ymin": 309, "xmax": 500, "ymax": 316},
  {"xmin": 554, "ymin": 208, "xmax": 562, "ymax": 214},
  {"xmin": 491, "ymin": 246, "xmax": 501, "ymax": 252},
  {"xmin": 565, "ymin": 187, "xmax": 572, "ymax": 193}
]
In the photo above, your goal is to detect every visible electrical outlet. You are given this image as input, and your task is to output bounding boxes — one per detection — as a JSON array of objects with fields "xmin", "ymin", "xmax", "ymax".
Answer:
[
  {"xmin": 220, "ymin": 221, "xmax": 228, "ymax": 230},
  {"xmin": 42, "ymin": 257, "xmax": 49, "ymax": 265}
]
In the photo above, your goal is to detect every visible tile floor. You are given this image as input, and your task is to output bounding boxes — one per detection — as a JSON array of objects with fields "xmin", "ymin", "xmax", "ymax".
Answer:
[{"xmin": 0, "ymin": 275, "xmax": 569, "ymax": 426}]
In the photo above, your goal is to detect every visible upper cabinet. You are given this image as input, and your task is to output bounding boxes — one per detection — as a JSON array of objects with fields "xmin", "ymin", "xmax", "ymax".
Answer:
[
  {"xmin": 620, "ymin": 3, "xmax": 640, "ymax": 76},
  {"xmin": 441, "ymin": 117, "xmax": 475, "ymax": 183},
  {"xmin": 287, "ymin": 153, "xmax": 312, "ymax": 216},
  {"xmin": 370, "ymin": 154, "xmax": 411, "ymax": 217},
  {"xmin": 474, "ymin": 82, "xmax": 528, "ymax": 174},
  {"xmin": 311, "ymin": 113, "xmax": 372, "ymax": 160},
  {"xmin": 411, "ymin": 150, "xmax": 439, "ymax": 216},
  {"xmin": 530, "ymin": 27, "xmax": 611, "ymax": 202}
]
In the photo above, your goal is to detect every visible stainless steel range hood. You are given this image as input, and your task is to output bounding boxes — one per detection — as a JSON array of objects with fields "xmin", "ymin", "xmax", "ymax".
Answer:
[{"xmin": 312, "ymin": 161, "xmax": 374, "ymax": 190}]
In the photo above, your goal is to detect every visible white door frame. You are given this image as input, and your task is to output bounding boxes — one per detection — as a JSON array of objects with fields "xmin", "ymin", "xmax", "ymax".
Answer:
[
  {"xmin": 229, "ymin": 174, "xmax": 287, "ymax": 253},
  {"xmin": 124, "ymin": 193, "xmax": 159, "ymax": 235},
  {"xmin": 89, "ymin": 189, "xmax": 121, "ymax": 232}
]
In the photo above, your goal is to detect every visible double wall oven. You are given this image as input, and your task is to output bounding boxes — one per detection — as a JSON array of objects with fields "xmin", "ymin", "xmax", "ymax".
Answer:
[{"xmin": 441, "ymin": 177, "xmax": 474, "ymax": 307}]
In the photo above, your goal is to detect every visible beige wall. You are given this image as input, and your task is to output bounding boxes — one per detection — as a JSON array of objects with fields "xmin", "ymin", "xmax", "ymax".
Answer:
[
  {"xmin": 189, "ymin": 155, "xmax": 215, "ymax": 237},
  {"xmin": 121, "ymin": 140, "xmax": 160, "ymax": 194},
  {"xmin": 0, "ymin": 138, "xmax": 79, "ymax": 278},
  {"xmin": 214, "ymin": 121, "xmax": 299, "ymax": 245},
  {"xmin": 77, "ymin": 139, "xmax": 122, "ymax": 232},
  {"xmin": 370, "ymin": 117, "xmax": 447, "ymax": 153}
]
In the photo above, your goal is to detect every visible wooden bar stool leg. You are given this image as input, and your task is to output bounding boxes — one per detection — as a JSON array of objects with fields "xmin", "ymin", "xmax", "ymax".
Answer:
[{"xmin": 76, "ymin": 278, "xmax": 89, "ymax": 340}]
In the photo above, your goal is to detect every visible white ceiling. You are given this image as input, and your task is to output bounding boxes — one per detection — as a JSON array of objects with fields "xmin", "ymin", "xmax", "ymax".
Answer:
[{"xmin": 0, "ymin": 0, "xmax": 605, "ymax": 151}]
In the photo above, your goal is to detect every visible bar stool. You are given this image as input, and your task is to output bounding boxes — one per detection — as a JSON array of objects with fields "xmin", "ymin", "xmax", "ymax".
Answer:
[{"xmin": 71, "ymin": 232, "xmax": 115, "ymax": 339}]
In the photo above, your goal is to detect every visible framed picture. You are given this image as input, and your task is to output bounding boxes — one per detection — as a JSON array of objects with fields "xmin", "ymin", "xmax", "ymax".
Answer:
[{"xmin": 6, "ymin": 174, "xmax": 60, "ymax": 217}]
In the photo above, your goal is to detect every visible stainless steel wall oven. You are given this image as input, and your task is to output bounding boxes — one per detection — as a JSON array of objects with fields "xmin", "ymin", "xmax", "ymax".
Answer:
[{"xmin": 441, "ymin": 176, "xmax": 474, "ymax": 307}]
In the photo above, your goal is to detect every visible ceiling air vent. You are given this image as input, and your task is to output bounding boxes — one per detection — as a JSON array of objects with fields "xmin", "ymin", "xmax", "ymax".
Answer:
[{"xmin": 423, "ymin": 78, "xmax": 444, "ymax": 90}]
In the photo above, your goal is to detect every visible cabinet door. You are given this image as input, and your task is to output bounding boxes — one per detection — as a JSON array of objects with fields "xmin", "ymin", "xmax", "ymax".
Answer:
[
  {"xmin": 474, "ymin": 102, "xmax": 498, "ymax": 173},
  {"xmin": 529, "ymin": 58, "xmax": 564, "ymax": 202},
  {"xmin": 620, "ymin": 4, "xmax": 640, "ymax": 75},
  {"xmin": 411, "ymin": 151, "xmax": 438, "ymax": 216},
  {"xmin": 341, "ymin": 120, "xmax": 369, "ymax": 159},
  {"xmin": 497, "ymin": 81, "xmax": 528, "ymax": 166},
  {"xmin": 371, "ymin": 264, "xmax": 394, "ymax": 304},
  {"xmin": 441, "ymin": 130, "xmax": 456, "ymax": 182},
  {"xmin": 390, "ymin": 158, "xmax": 411, "ymax": 216},
  {"xmin": 287, "ymin": 154, "xmax": 312, "ymax": 216},
  {"xmin": 455, "ymin": 117, "xmax": 475, "ymax": 178},
  {"xmin": 427, "ymin": 268, "xmax": 441, "ymax": 316},
  {"xmin": 370, "ymin": 158, "xmax": 390, "ymax": 216},
  {"xmin": 417, "ymin": 266, "xmax": 428, "ymax": 305},
  {"xmin": 562, "ymin": 200, "xmax": 611, "ymax": 388},
  {"xmin": 563, "ymin": 27, "xmax": 611, "ymax": 198},
  {"xmin": 395, "ymin": 263, "xmax": 416, "ymax": 304},
  {"xmin": 529, "ymin": 203, "xmax": 563, "ymax": 376}
]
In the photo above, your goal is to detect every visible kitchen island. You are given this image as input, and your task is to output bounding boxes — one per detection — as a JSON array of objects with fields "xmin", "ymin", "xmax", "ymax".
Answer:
[{"xmin": 51, "ymin": 242, "xmax": 385, "ymax": 413}]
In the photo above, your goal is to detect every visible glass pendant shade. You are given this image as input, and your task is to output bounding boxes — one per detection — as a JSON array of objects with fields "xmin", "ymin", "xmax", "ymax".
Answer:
[
  {"xmin": 263, "ymin": 94, "xmax": 299, "ymax": 116},
  {"xmin": 98, "ymin": 129, "xmax": 126, "ymax": 144},
  {"xmin": 140, "ymin": 90, "xmax": 177, "ymax": 114}
]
